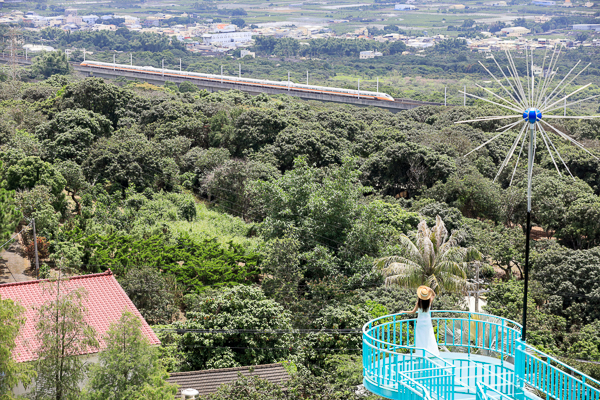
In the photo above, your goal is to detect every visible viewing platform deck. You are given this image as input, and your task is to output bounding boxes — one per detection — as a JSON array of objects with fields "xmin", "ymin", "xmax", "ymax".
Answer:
[{"xmin": 363, "ymin": 311, "xmax": 600, "ymax": 400}]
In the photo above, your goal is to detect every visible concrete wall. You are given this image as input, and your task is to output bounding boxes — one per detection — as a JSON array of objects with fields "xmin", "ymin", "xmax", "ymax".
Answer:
[{"xmin": 13, "ymin": 354, "xmax": 100, "ymax": 396}]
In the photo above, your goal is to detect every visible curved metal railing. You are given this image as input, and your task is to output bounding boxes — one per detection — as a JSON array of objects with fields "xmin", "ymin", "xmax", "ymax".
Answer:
[
  {"xmin": 363, "ymin": 310, "xmax": 600, "ymax": 400},
  {"xmin": 516, "ymin": 342, "xmax": 600, "ymax": 400},
  {"xmin": 476, "ymin": 381, "xmax": 515, "ymax": 400},
  {"xmin": 363, "ymin": 310, "xmax": 520, "ymax": 400}
]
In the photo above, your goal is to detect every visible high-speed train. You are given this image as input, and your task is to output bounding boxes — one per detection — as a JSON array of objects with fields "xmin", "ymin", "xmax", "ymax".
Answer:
[{"xmin": 80, "ymin": 61, "xmax": 395, "ymax": 102}]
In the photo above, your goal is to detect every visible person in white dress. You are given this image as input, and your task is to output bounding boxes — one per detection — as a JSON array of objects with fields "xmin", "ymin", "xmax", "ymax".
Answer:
[{"xmin": 403, "ymin": 285, "xmax": 440, "ymax": 357}]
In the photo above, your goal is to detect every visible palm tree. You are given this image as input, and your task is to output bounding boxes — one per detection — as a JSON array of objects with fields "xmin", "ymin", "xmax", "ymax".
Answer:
[{"xmin": 374, "ymin": 216, "xmax": 478, "ymax": 294}]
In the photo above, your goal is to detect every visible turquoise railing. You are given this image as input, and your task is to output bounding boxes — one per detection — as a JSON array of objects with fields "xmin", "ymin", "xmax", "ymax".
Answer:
[
  {"xmin": 476, "ymin": 381, "xmax": 514, "ymax": 400},
  {"xmin": 363, "ymin": 311, "xmax": 600, "ymax": 400},
  {"xmin": 515, "ymin": 342, "xmax": 600, "ymax": 400}
]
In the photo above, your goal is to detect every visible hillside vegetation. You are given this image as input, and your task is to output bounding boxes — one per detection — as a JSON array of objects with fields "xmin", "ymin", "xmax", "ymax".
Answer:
[{"xmin": 2, "ymin": 75, "xmax": 600, "ymax": 394}]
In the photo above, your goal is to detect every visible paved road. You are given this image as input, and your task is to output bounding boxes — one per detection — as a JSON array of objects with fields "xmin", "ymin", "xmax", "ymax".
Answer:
[
  {"xmin": 0, "ymin": 242, "xmax": 33, "ymax": 284},
  {"xmin": 466, "ymin": 296, "xmax": 487, "ymax": 313}
]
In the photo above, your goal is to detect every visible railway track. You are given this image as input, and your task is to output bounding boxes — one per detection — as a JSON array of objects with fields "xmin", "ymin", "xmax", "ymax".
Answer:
[{"xmin": 0, "ymin": 55, "xmax": 446, "ymax": 110}]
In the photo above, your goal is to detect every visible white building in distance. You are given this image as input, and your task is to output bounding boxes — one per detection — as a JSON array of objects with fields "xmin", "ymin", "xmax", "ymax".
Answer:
[
  {"xmin": 202, "ymin": 31, "xmax": 253, "ymax": 46},
  {"xmin": 360, "ymin": 50, "xmax": 383, "ymax": 59},
  {"xmin": 395, "ymin": 4, "xmax": 418, "ymax": 10},
  {"xmin": 573, "ymin": 24, "xmax": 600, "ymax": 30},
  {"xmin": 500, "ymin": 27, "xmax": 531, "ymax": 36},
  {"xmin": 23, "ymin": 44, "xmax": 55, "ymax": 53}
]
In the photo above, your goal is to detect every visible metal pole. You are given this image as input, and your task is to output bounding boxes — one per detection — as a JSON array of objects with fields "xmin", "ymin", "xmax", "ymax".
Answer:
[
  {"xmin": 32, "ymin": 219, "xmax": 39, "ymax": 280},
  {"xmin": 180, "ymin": 58, "xmax": 182, "ymax": 72},
  {"xmin": 113, "ymin": 54, "xmax": 115, "ymax": 71},
  {"xmin": 444, "ymin": 86, "xmax": 447, "ymax": 106},
  {"xmin": 82, "ymin": 48, "xmax": 84, "ymax": 62},
  {"xmin": 239, "ymin": 63, "xmax": 241, "ymax": 78},
  {"xmin": 358, "ymin": 79, "xmax": 360, "ymax": 99},
  {"xmin": 377, "ymin": 77, "xmax": 379, "ymax": 93},
  {"xmin": 522, "ymin": 122, "xmax": 535, "ymax": 342},
  {"xmin": 564, "ymin": 97, "xmax": 566, "ymax": 116},
  {"xmin": 221, "ymin": 65, "xmax": 223, "ymax": 83},
  {"xmin": 288, "ymin": 71, "xmax": 290, "ymax": 91},
  {"xmin": 306, "ymin": 70, "xmax": 308, "ymax": 85},
  {"xmin": 25, "ymin": 47, "xmax": 27, "ymax": 61},
  {"xmin": 475, "ymin": 261, "xmax": 480, "ymax": 313},
  {"xmin": 162, "ymin": 59, "xmax": 164, "ymax": 76},
  {"xmin": 130, "ymin": 53, "xmax": 132, "ymax": 66},
  {"xmin": 464, "ymin": 85, "xmax": 466, "ymax": 106}
]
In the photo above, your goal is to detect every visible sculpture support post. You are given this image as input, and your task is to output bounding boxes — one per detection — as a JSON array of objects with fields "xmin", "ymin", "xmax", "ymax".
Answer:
[{"xmin": 522, "ymin": 122, "xmax": 535, "ymax": 342}]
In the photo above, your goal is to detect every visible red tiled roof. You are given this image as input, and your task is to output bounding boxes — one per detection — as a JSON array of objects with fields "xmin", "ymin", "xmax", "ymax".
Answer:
[{"xmin": 0, "ymin": 270, "xmax": 160, "ymax": 363}]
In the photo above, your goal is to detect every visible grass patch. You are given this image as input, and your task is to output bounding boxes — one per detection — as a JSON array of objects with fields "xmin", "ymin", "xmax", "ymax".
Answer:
[{"xmin": 168, "ymin": 202, "xmax": 262, "ymax": 252}]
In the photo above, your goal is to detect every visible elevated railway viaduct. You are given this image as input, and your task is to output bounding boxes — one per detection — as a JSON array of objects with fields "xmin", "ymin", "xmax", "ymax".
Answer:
[{"xmin": 0, "ymin": 56, "xmax": 443, "ymax": 112}]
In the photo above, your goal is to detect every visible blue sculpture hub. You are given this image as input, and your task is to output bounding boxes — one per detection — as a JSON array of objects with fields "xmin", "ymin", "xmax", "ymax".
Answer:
[{"xmin": 523, "ymin": 108, "xmax": 542, "ymax": 124}]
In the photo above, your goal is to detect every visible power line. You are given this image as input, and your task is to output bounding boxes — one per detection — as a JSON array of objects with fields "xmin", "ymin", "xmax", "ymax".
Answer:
[
  {"xmin": 153, "ymin": 328, "xmax": 362, "ymax": 334},
  {"xmin": 170, "ymin": 345, "xmax": 361, "ymax": 352}
]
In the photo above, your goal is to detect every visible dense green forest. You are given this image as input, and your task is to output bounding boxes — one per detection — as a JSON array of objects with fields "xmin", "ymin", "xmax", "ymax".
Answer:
[
  {"xmin": 2, "ymin": 62, "xmax": 600, "ymax": 397},
  {"xmin": 6, "ymin": 23, "xmax": 600, "ymax": 104}
]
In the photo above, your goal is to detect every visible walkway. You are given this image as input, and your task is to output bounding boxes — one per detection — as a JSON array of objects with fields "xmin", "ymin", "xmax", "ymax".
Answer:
[
  {"xmin": 0, "ymin": 242, "xmax": 33, "ymax": 283},
  {"xmin": 363, "ymin": 311, "xmax": 600, "ymax": 400}
]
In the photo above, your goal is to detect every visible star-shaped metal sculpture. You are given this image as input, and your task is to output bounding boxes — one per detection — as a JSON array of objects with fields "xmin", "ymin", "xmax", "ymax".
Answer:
[{"xmin": 454, "ymin": 46, "xmax": 600, "ymax": 341}]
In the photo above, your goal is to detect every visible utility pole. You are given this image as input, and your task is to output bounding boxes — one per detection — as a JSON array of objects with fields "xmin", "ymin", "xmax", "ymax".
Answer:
[
  {"xmin": 288, "ymin": 71, "xmax": 290, "ymax": 91},
  {"xmin": 377, "ymin": 77, "xmax": 379, "ymax": 93},
  {"xmin": 358, "ymin": 79, "xmax": 360, "ymax": 99},
  {"xmin": 32, "ymin": 219, "xmax": 39, "ymax": 280},
  {"xmin": 7, "ymin": 27, "xmax": 21, "ymax": 82},
  {"xmin": 221, "ymin": 65, "xmax": 223, "ymax": 83},
  {"xmin": 113, "ymin": 54, "xmax": 116, "ymax": 71},
  {"xmin": 306, "ymin": 70, "xmax": 308, "ymax": 85},
  {"xmin": 130, "ymin": 52, "xmax": 132, "ymax": 66},
  {"xmin": 564, "ymin": 97, "xmax": 567, "ymax": 116},
  {"xmin": 162, "ymin": 59, "xmax": 164, "ymax": 77},
  {"xmin": 82, "ymin": 47, "xmax": 84, "ymax": 62},
  {"xmin": 464, "ymin": 85, "xmax": 466, "ymax": 106},
  {"xmin": 180, "ymin": 58, "xmax": 182, "ymax": 72},
  {"xmin": 239, "ymin": 63, "xmax": 241, "ymax": 78}
]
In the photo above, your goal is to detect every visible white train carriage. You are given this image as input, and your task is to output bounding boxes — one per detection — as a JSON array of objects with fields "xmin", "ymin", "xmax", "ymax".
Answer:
[{"xmin": 80, "ymin": 61, "xmax": 395, "ymax": 101}]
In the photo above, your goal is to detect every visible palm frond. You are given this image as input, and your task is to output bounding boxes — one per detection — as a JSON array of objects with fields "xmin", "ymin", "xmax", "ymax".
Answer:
[{"xmin": 372, "ymin": 216, "xmax": 471, "ymax": 295}]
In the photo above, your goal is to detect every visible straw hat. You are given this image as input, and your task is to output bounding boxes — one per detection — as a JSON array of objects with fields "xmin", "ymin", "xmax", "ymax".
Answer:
[{"xmin": 417, "ymin": 286, "xmax": 433, "ymax": 300}]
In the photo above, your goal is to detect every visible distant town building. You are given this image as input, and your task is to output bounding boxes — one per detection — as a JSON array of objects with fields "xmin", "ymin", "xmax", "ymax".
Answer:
[
  {"xmin": 491, "ymin": 1, "xmax": 507, "ymax": 5},
  {"xmin": 66, "ymin": 15, "xmax": 83, "ymax": 25},
  {"xmin": 23, "ymin": 44, "xmax": 54, "ymax": 52},
  {"xmin": 500, "ymin": 27, "xmax": 531, "ymax": 36},
  {"xmin": 202, "ymin": 31, "xmax": 253, "ymax": 46},
  {"xmin": 81, "ymin": 15, "xmax": 99, "ymax": 24},
  {"xmin": 395, "ymin": 4, "xmax": 418, "ymax": 10},
  {"xmin": 92, "ymin": 24, "xmax": 117, "ymax": 31},
  {"xmin": 532, "ymin": 0, "xmax": 556, "ymax": 5},
  {"xmin": 212, "ymin": 23, "xmax": 236, "ymax": 33},
  {"xmin": 573, "ymin": 24, "xmax": 600, "ymax": 30},
  {"xmin": 359, "ymin": 50, "xmax": 383, "ymax": 59},
  {"xmin": 449, "ymin": 4, "xmax": 466, "ymax": 9},
  {"xmin": 240, "ymin": 49, "xmax": 256, "ymax": 58}
]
